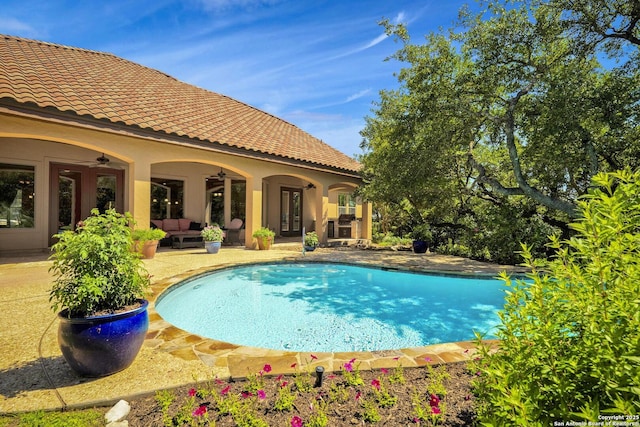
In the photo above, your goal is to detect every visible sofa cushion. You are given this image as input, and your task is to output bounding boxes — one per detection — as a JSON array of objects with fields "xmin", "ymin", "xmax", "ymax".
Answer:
[
  {"xmin": 151, "ymin": 220, "xmax": 163, "ymax": 229},
  {"xmin": 162, "ymin": 219, "xmax": 180, "ymax": 231},
  {"xmin": 179, "ymin": 218, "xmax": 191, "ymax": 232},
  {"xmin": 189, "ymin": 221, "xmax": 202, "ymax": 231}
]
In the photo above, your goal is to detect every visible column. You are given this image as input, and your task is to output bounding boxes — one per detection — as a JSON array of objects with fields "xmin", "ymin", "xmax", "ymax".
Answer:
[
  {"xmin": 131, "ymin": 160, "xmax": 151, "ymax": 229},
  {"xmin": 244, "ymin": 175, "xmax": 263, "ymax": 248}
]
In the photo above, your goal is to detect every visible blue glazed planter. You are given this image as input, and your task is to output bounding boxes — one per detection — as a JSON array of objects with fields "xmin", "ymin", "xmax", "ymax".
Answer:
[
  {"xmin": 58, "ymin": 299, "xmax": 149, "ymax": 377},
  {"xmin": 412, "ymin": 240, "xmax": 428, "ymax": 254},
  {"xmin": 205, "ymin": 241, "xmax": 221, "ymax": 254}
]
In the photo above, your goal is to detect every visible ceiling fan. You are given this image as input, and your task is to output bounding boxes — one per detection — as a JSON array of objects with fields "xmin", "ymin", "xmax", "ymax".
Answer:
[
  {"xmin": 205, "ymin": 168, "xmax": 227, "ymax": 182},
  {"xmin": 89, "ymin": 153, "xmax": 124, "ymax": 169}
]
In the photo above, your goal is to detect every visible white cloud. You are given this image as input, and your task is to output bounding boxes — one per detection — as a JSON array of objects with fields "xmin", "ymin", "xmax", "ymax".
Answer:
[
  {"xmin": 0, "ymin": 17, "xmax": 39, "ymax": 37},
  {"xmin": 346, "ymin": 89, "xmax": 372, "ymax": 103},
  {"xmin": 195, "ymin": 0, "xmax": 282, "ymax": 12}
]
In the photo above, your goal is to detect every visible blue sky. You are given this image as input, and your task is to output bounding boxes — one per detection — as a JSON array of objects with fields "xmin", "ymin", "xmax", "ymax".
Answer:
[{"xmin": 0, "ymin": 0, "xmax": 472, "ymax": 158}]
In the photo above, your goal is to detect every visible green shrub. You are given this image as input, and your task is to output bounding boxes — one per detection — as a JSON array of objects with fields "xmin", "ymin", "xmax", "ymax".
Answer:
[
  {"xmin": 49, "ymin": 208, "xmax": 150, "ymax": 317},
  {"xmin": 131, "ymin": 227, "xmax": 166, "ymax": 241},
  {"xmin": 472, "ymin": 169, "xmax": 640, "ymax": 424}
]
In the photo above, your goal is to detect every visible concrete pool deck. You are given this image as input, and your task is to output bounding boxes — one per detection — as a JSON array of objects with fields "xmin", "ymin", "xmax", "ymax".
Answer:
[{"xmin": 0, "ymin": 245, "xmax": 526, "ymax": 413}]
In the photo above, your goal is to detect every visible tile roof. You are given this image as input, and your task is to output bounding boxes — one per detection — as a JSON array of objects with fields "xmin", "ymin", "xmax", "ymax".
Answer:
[{"xmin": 0, "ymin": 35, "xmax": 361, "ymax": 173}]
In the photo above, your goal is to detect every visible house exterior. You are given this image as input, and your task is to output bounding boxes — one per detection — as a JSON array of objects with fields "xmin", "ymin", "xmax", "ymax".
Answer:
[{"xmin": 0, "ymin": 35, "xmax": 371, "ymax": 254}]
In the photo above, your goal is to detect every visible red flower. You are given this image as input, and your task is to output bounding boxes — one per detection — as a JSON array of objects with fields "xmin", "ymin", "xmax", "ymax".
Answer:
[
  {"xmin": 431, "ymin": 406, "xmax": 441, "ymax": 415},
  {"xmin": 291, "ymin": 415, "xmax": 303, "ymax": 427},
  {"xmin": 241, "ymin": 390, "xmax": 252, "ymax": 399},
  {"xmin": 263, "ymin": 364, "xmax": 272, "ymax": 373},
  {"xmin": 220, "ymin": 385, "xmax": 230, "ymax": 395},
  {"xmin": 343, "ymin": 362, "xmax": 353, "ymax": 372},
  {"xmin": 280, "ymin": 381, "xmax": 289, "ymax": 388},
  {"xmin": 349, "ymin": 358, "xmax": 356, "ymax": 364},
  {"xmin": 429, "ymin": 394, "xmax": 440, "ymax": 407},
  {"xmin": 371, "ymin": 379, "xmax": 381, "ymax": 390},
  {"xmin": 310, "ymin": 354, "xmax": 318, "ymax": 360},
  {"xmin": 188, "ymin": 388, "xmax": 196, "ymax": 397},
  {"xmin": 257, "ymin": 390, "xmax": 266, "ymax": 400},
  {"xmin": 355, "ymin": 391, "xmax": 361, "ymax": 400},
  {"xmin": 291, "ymin": 362, "xmax": 297, "ymax": 369},
  {"xmin": 380, "ymin": 368, "xmax": 389, "ymax": 375},
  {"xmin": 192, "ymin": 405, "xmax": 207, "ymax": 417}
]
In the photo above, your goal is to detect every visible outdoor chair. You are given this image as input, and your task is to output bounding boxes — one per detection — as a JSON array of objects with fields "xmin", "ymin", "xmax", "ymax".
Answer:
[{"xmin": 225, "ymin": 218, "xmax": 243, "ymax": 245}]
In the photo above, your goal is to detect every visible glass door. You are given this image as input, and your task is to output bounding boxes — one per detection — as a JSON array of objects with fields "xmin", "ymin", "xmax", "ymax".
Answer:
[
  {"xmin": 280, "ymin": 187, "xmax": 302, "ymax": 237},
  {"xmin": 49, "ymin": 163, "xmax": 124, "ymax": 245}
]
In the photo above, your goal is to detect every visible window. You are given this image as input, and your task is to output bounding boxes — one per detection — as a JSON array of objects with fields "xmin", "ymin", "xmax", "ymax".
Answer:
[
  {"xmin": 338, "ymin": 193, "xmax": 356, "ymax": 216},
  {"xmin": 230, "ymin": 181, "xmax": 246, "ymax": 224},
  {"xmin": 0, "ymin": 163, "xmax": 35, "ymax": 228},
  {"xmin": 150, "ymin": 178, "xmax": 184, "ymax": 219}
]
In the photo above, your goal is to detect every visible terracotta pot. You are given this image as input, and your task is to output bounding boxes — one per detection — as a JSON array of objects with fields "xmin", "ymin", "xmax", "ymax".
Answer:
[
  {"xmin": 257, "ymin": 237, "xmax": 272, "ymax": 250},
  {"xmin": 137, "ymin": 240, "xmax": 159, "ymax": 259}
]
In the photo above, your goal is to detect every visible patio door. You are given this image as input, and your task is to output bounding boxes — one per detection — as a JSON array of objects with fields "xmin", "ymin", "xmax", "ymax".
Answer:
[
  {"xmin": 49, "ymin": 163, "xmax": 124, "ymax": 245},
  {"xmin": 280, "ymin": 187, "xmax": 302, "ymax": 237}
]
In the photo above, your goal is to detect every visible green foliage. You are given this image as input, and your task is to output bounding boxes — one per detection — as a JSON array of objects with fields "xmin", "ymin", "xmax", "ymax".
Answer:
[
  {"xmin": 389, "ymin": 362, "xmax": 406, "ymax": 385},
  {"xmin": 131, "ymin": 227, "xmax": 166, "ymax": 241},
  {"xmin": 360, "ymin": 399, "xmax": 382, "ymax": 423},
  {"xmin": 252, "ymin": 227, "xmax": 275, "ymax": 247},
  {"xmin": 473, "ymin": 169, "xmax": 640, "ymax": 424},
  {"xmin": 341, "ymin": 361, "xmax": 364, "ymax": 387},
  {"xmin": 201, "ymin": 225, "xmax": 224, "ymax": 242},
  {"xmin": 306, "ymin": 401, "xmax": 329, "ymax": 427},
  {"xmin": 274, "ymin": 384, "xmax": 296, "ymax": 411},
  {"xmin": 425, "ymin": 364, "xmax": 450, "ymax": 399},
  {"xmin": 372, "ymin": 377, "xmax": 398, "ymax": 408},
  {"xmin": 49, "ymin": 208, "xmax": 150, "ymax": 317},
  {"xmin": 303, "ymin": 231, "xmax": 319, "ymax": 247},
  {"xmin": 0, "ymin": 410, "xmax": 104, "ymax": 427},
  {"xmin": 328, "ymin": 382, "xmax": 350, "ymax": 403},
  {"xmin": 155, "ymin": 389, "xmax": 176, "ymax": 427},
  {"xmin": 252, "ymin": 227, "xmax": 275, "ymax": 239},
  {"xmin": 371, "ymin": 232, "xmax": 411, "ymax": 247}
]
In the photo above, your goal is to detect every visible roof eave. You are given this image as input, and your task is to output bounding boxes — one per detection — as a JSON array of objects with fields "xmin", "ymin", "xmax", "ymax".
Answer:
[{"xmin": 0, "ymin": 99, "xmax": 363, "ymax": 179}]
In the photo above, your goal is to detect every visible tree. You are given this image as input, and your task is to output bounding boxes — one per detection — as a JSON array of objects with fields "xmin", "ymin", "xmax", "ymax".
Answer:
[{"xmin": 359, "ymin": 0, "xmax": 640, "ymax": 260}]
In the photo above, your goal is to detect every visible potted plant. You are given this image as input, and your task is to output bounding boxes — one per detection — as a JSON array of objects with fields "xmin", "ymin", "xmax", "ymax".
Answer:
[
  {"xmin": 252, "ymin": 227, "xmax": 275, "ymax": 250},
  {"xmin": 49, "ymin": 208, "xmax": 151, "ymax": 377},
  {"xmin": 411, "ymin": 224, "xmax": 432, "ymax": 254},
  {"xmin": 131, "ymin": 228, "xmax": 166, "ymax": 259},
  {"xmin": 303, "ymin": 231, "xmax": 319, "ymax": 251},
  {"xmin": 201, "ymin": 224, "xmax": 224, "ymax": 254}
]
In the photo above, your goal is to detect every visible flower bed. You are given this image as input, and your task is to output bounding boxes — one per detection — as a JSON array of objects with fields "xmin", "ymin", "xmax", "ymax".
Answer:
[{"xmin": 125, "ymin": 359, "xmax": 476, "ymax": 426}]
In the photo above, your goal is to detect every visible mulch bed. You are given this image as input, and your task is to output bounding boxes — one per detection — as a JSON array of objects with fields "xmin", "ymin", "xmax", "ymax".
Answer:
[{"xmin": 125, "ymin": 361, "xmax": 477, "ymax": 426}]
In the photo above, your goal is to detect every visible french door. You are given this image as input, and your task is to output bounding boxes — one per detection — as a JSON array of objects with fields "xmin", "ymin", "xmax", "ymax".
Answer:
[
  {"xmin": 280, "ymin": 187, "xmax": 302, "ymax": 237},
  {"xmin": 49, "ymin": 163, "xmax": 124, "ymax": 245}
]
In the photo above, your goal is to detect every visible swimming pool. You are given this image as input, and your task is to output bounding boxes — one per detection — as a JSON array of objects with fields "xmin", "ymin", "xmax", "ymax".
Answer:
[{"xmin": 156, "ymin": 262, "xmax": 507, "ymax": 352}]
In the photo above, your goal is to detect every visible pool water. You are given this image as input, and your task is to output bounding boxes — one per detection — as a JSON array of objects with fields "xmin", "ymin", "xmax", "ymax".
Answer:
[{"xmin": 156, "ymin": 263, "xmax": 507, "ymax": 352}]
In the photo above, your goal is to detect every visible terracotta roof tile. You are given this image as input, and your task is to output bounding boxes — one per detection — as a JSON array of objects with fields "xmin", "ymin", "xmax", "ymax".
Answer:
[{"xmin": 0, "ymin": 35, "xmax": 361, "ymax": 173}]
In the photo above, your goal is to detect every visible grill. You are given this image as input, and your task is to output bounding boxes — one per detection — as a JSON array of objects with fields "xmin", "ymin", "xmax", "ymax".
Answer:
[
  {"xmin": 338, "ymin": 214, "xmax": 355, "ymax": 225},
  {"xmin": 337, "ymin": 214, "xmax": 355, "ymax": 238}
]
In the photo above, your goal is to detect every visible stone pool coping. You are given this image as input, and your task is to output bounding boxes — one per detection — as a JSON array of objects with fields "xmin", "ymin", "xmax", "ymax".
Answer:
[{"xmin": 0, "ymin": 246, "xmax": 525, "ymax": 413}]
